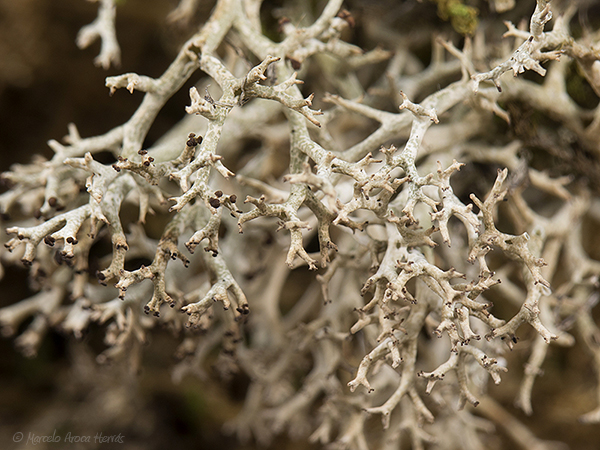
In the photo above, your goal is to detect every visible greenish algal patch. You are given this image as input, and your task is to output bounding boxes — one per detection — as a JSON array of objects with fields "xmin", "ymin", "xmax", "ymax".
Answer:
[{"xmin": 433, "ymin": 0, "xmax": 479, "ymax": 36}]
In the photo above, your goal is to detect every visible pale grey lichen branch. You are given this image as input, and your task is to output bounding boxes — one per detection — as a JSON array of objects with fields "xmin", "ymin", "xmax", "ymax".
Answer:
[
  {"xmin": 76, "ymin": 0, "xmax": 121, "ymax": 69},
  {"xmin": 471, "ymin": 0, "xmax": 563, "ymax": 94},
  {"xmin": 2, "ymin": 0, "xmax": 600, "ymax": 447}
]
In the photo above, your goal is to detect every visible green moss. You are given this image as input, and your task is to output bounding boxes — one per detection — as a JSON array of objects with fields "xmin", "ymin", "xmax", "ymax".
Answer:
[
  {"xmin": 566, "ymin": 62, "xmax": 600, "ymax": 109},
  {"xmin": 433, "ymin": 0, "xmax": 479, "ymax": 36},
  {"xmin": 182, "ymin": 388, "xmax": 209, "ymax": 421}
]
